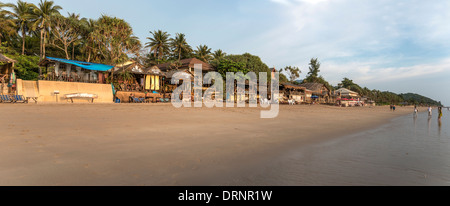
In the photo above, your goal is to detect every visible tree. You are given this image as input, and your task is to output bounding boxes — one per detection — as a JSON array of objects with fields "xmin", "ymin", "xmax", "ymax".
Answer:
[
  {"xmin": 170, "ymin": 33, "xmax": 191, "ymax": 61},
  {"xmin": 0, "ymin": 3, "xmax": 17, "ymax": 45},
  {"xmin": 305, "ymin": 58, "xmax": 320, "ymax": 82},
  {"xmin": 66, "ymin": 12, "xmax": 85, "ymax": 60},
  {"xmin": 194, "ymin": 44, "xmax": 212, "ymax": 63},
  {"xmin": 49, "ymin": 14, "xmax": 81, "ymax": 59},
  {"xmin": 338, "ymin": 77, "xmax": 362, "ymax": 94},
  {"xmin": 32, "ymin": 0, "xmax": 62, "ymax": 59},
  {"xmin": 216, "ymin": 59, "xmax": 248, "ymax": 78},
  {"xmin": 145, "ymin": 30, "xmax": 170, "ymax": 62},
  {"xmin": 80, "ymin": 18, "xmax": 98, "ymax": 62},
  {"xmin": 5, "ymin": 0, "xmax": 36, "ymax": 55},
  {"xmin": 213, "ymin": 49, "xmax": 226, "ymax": 60},
  {"xmin": 91, "ymin": 15, "xmax": 141, "ymax": 82},
  {"xmin": 283, "ymin": 66, "xmax": 301, "ymax": 82},
  {"xmin": 224, "ymin": 53, "xmax": 271, "ymax": 79}
]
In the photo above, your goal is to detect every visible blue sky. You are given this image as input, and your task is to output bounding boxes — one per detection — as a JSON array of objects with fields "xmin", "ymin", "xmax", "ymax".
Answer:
[{"xmin": 4, "ymin": 0, "xmax": 450, "ymax": 105}]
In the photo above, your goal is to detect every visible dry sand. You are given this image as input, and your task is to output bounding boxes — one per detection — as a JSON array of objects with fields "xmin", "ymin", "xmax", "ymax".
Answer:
[{"xmin": 0, "ymin": 103, "xmax": 415, "ymax": 185}]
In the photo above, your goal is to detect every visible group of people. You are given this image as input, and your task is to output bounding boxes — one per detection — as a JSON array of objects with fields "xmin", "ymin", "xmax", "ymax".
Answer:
[
  {"xmin": 390, "ymin": 104, "xmax": 396, "ymax": 111},
  {"xmin": 415, "ymin": 106, "xmax": 444, "ymax": 120}
]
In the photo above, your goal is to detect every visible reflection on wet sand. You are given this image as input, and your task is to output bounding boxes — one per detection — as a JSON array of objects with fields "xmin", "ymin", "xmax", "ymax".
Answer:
[
  {"xmin": 428, "ymin": 115, "xmax": 432, "ymax": 135},
  {"xmin": 232, "ymin": 111, "xmax": 450, "ymax": 186}
]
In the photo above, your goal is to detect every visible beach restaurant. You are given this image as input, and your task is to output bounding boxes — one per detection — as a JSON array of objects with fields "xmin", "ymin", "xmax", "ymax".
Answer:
[
  {"xmin": 113, "ymin": 62, "xmax": 167, "ymax": 103},
  {"xmin": 280, "ymin": 83, "xmax": 307, "ymax": 104},
  {"xmin": 334, "ymin": 88, "xmax": 363, "ymax": 107},
  {"xmin": 38, "ymin": 57, "xmax": 114, "ymax": 83},
  {"xmin": 0, "ymin": 53, "xmax": 16, "ymax": 95},
  {"xmin": 299, "ymin": 82, "xmax": 333, "ymax": 104}
]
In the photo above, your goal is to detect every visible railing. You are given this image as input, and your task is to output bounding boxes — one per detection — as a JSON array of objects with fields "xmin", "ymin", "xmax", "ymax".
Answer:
[
  {"xmin": 39, "ymin": 73, "xmax": 100, "ymax": 84},
  {"xmin": 118, "ymin": 83, "xmax": 144, "ymax": 92}
]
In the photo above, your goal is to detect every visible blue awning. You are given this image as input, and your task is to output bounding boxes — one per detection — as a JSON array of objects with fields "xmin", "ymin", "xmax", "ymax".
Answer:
[{"xmin": 46, "ymin": 57, "xmax": 114, "ymax": 72}]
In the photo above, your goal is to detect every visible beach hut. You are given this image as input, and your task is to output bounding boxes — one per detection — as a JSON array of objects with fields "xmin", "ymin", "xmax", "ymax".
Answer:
[
  {"xmin": 155, "ymin": 58, "xmax": 214, "ymax": 73},
  {"xmin": 38, "ymin": 57, "xmax": 114, "ymax": 83},
  {"xmin": 0, "ymin": 53, "xmax": 17, "ymax": 94},
  {"xmin": 334, "ymin": 88, "xmax": 360, "ymax": 99},
  {"xmin": 114, "ymin": 61, "xmax": 148, "ymax": 91},
  {"xmin": 280, "ymin": 83, "xmax": 307, "ymax": 104},
  {"xmin": 299, "ymin": 82, "xmax": 331, "ymax": 104}
]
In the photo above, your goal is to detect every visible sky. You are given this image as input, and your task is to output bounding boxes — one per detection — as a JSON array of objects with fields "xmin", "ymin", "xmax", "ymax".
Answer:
[{"xmin": 3, "ymin": 0, "xmax": 450, "ymax": 105}]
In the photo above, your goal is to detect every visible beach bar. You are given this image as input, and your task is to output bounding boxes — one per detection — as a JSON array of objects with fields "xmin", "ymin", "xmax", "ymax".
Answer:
[{"xmin": 0, "ymin": 53, "xmax": 16, "ymax": 95}]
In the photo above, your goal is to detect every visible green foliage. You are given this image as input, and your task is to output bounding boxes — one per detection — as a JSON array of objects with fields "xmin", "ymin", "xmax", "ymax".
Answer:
[
  {"xmin": 5, "ymin": 53, "xmax": 40, "ymax": 80},
  {"xmin": 194, "ymin": 44, "xmax": 213, "ymax": 63},
  {"xmin": 279, "ymin": 73, "xmax": 289, "ymax": 83},
  {"xmin": 223, "ymin": 53, "xmax": 272, "ymax": 80},
  {"xmin": 337, "ymin": 77, "xmax": 442, "ymax": 106},
  {"xmin": 400, "ymin": 93, "xmax": 442, "ymax": 106},
  {"xmin": 282, "ymin": 66, "xmax": 301, "ymax": 82},
  {"xmin": 305, "ymin": 58, "xmax": 320, "ymax": 81},
  {"xmin": 338, "ymin": 77, "xmax": 363, "ymax": 94},
  {"xmin": 216, "ymin": 59, "xmax": 248, "ymax": 78}
]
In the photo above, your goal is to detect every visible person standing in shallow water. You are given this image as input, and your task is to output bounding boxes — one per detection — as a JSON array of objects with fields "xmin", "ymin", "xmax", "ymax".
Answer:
[{"xmin": 438, "ymin": 107, "xmax": 443, "ymax": 120}]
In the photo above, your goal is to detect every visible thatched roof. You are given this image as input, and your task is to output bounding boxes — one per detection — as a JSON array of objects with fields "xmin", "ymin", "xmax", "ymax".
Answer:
[
  {"xmin": 299, "ymin": 82, "xmax": 326, "ymax": 92},
  {"xmin": 165, "ymin": 69, "xmax": 193, "ymax": 79},
  {"xmin": 281, "ymin": 83, "xmax": 306, "ymax": 90},
  {"xmin": 156, "ymin": 58, "xmax": 214, "ymax": 71},
  {"xmin": 0, "ymin": 53, "xmax": 16, "ymax": 64},
  {"xmin": 336, "ymin": 88, "xmax": 359, "ymax": 95},
  {"xmin": 145, "ymin": 66, "xmax": 165, "ymax": 76}
]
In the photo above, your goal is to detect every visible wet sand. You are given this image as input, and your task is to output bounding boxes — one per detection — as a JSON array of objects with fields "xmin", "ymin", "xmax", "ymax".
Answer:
[{"xmin": 0, "ymin": 104, "xmax": 414, "ymax": 185}]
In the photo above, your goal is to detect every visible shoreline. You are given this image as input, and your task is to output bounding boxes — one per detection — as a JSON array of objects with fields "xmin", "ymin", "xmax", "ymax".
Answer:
[{"xmin": 0, "ymin": 104, "xmax": 417, "ymax": 185}]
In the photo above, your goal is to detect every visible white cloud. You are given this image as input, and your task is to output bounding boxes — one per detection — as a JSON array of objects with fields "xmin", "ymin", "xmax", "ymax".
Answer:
[
  {"xmin": 320, "ymin": 58, "xmax": 450, "ymax": 86},
  {"xmin": 261, "ymin": 0, "xmax": 450, "ymax": 90}
]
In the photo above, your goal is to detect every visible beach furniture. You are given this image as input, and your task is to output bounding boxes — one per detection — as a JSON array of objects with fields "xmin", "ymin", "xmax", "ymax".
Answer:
[
  {"xmin": 0, "ymin": 94, "xmax": 14, "ymax": 103},
  {"xmin": 132, "ymin": 97, "xmax": 145, "ymax": 103},
  {"xmin": 13, "ymin": 95, "xmax": 28, "ymax": 103},
  {"xmin": 64, "ymin": 93, "xmax": 98, "ymax": 103},
  {"xmin": 159, "ymin": 98, "xmax": 170, "ymax": 103}
]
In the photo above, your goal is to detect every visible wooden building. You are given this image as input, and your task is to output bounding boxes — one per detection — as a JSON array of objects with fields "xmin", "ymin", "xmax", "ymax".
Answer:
[
  {"xmin": 280, "ymin": 83, "xmax": 307, "ymax": 104},
  {"xmin": 38, "ymin": 57, "xmax": 114, "ymax": 83},
  {"xmin": 0, "ymin": 53, "xmax": 16, "ymax": 94},
  {"xmin": 299, "ymin": 82, "xmax": 332, "ymax": 104}
]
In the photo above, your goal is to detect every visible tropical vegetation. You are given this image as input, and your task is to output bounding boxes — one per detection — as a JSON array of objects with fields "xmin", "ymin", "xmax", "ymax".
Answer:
[{"xmin": 0, "ymin": 0, "xmax": 441, "ymax": 105}]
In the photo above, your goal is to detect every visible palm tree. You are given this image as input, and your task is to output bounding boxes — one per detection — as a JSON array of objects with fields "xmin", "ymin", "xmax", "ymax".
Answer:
[
  {"xmin": 213, "ymin": 49, "xmax": 226, "ymax": 60},
  {"xmin": 307, "ymin": 58, "xmax": 321, "ymax": 79},
  {"xmin": 5, "ymin": 0, "xmax": 36, "ymax": 55},
  {"xmin": 194, "ymin": 45, "xmax": 212, "ymax": 63},
  {"xmin": 80, "ymin": 18, "xmax": 97, "ymax": 62},
  {"xmin": 145, "ymin": 30, "xmax": 170, "ymax": 62},
  {"xmin": 67, "ymin": 12, "xmax": 85, "ymax": 60},
  {"xmin": 32, "ymin": 0, "xmax": 62, "ymax": 59},
  {"xmin": 0, "ymin": 4, "xmax": 17, "ymax": 45},
  {"xmin": 170, "ymin": 33, "xmax": 192, "ymax": 61}
]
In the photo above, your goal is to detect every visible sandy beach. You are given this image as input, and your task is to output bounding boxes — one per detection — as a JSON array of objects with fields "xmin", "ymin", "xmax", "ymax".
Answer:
[{"xmin": 0, "ymin": 104, "xmax": 415, "ymax": 185}]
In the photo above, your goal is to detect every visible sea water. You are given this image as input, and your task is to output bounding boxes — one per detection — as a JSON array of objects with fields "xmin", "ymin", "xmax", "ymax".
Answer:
[{"xmin": 236, "ymin": 109, "xmax": 450, "ymax": 186}]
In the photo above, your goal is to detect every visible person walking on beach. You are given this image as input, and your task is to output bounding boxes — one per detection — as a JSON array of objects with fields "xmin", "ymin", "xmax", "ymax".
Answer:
[
  {"xmin": 393, "ymin": 105, "xmax": 396, "ymax": 111},
  {"xmin": 428, "ymin": 106, "xmax": 432, "ymax": 117}
]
